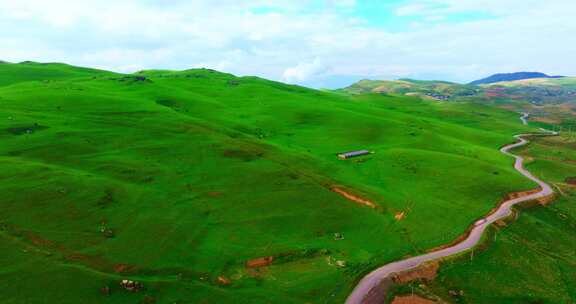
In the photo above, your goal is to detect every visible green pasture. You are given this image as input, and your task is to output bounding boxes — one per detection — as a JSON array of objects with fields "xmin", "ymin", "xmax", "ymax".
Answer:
[
  {"xmin": 416, "ymin": 133, "xmax": 576, "ymax": 303},
  {"xmin": 0, "ymin": 62, "xmax": 539, "ymax": 303}
]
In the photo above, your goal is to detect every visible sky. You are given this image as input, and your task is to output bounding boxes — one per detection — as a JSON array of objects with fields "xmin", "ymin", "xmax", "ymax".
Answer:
[{"xmin": 0, "ymin": 0, "xmax": 575, "ymax": 88}]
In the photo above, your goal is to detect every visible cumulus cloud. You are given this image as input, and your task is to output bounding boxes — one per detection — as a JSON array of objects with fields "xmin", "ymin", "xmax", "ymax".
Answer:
[
  {"xmin": 283, "ymin": 58, "xmax": 331, "ymax": 83},
  {"xmin": 0, "ymin": 0, "xmax": 574, "ymax": 88}
]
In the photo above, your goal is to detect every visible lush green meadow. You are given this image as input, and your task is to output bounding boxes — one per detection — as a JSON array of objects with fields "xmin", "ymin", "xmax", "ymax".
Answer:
[
  {"xmin": 397, "ymin": 131, "xmax": 576, "ymax": 303},
  {"xmin": 0, "ymin": 62, "xmax": 539, "ymax": 303}
]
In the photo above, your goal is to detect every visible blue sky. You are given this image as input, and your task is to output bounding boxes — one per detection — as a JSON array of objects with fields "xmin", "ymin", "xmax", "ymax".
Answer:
[{"xmin": 0, "ymin": 0, "xmax": 574, "ymax": 88}]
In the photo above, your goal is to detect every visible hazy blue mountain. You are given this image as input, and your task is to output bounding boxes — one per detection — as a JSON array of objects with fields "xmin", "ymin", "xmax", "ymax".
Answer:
[{"xmin": 470, "ymin": 72, "xmax": 564, "ymax": 85}]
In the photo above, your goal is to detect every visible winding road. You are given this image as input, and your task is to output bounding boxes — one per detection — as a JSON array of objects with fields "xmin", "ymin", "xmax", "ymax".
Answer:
[
  {"xmin": 345, "ymin": 115, "xmax": 558, "ymax": 304},
  {"xmin": 520, "ymin": 112, "xmax": 529, "ymax": 125}
]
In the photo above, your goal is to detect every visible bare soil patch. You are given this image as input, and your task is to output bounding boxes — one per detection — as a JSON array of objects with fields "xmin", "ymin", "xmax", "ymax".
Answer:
[
  {"xmin": 565, "ymin": 177, "xmax": 576, "ymax": 185},
  {"xmin": 395, "ymin": 211, "xmax": 406, "ymax": 221},
  {"xmin": 114, "ymin": 264, "xmax": 136, "ymax": 273},
  {"xmin": 217, "ymin": 276, "xmax": 231, "ymax": 286},
  {"xmin": 536, "ymin": 193, "xmax": 556, "ymax": 206},
  {"xmin": 392, "ymin": 261, "xmax": 439, "ymax": 284},
  {"xmin": 505, "ymin": 189, "xmax": 540, "ymax": 200},
  {"xmin": 25, "ymin": 232, "xmax": 55, "ymax": 247},
  {"xmin": 245, "ymin": 256, "xmax": 274, "ymax": 268},
  {"xmin": 331, "ymin": 186, "xmax": 378, "ymax": 208}
]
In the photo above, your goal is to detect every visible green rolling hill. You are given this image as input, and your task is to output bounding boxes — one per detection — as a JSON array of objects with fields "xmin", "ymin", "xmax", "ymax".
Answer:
[
  {"xmin": 342, "ymin": 76, "xmax": 576, "ymax": 106},
  {"xmin": 0, "ymin": 61, "xmax": 117, "ymax": 87},
  {"xmin": 398, "ymin": 132, "xmax": 576, "ymax": 304},
  {"xmin": 481, "ymin": 77, "xmax": 576, "ymax": 105},
  {"xmin": 340, "ymin": 79, "xmax": 480, "ymax": 100},
  {"xmin": 0, "ymin": 62, "xmax": 562, "ymax": 303},
  {"xmin": 481, "ymin": 76, "xmax": 576, "ymax": 88}
]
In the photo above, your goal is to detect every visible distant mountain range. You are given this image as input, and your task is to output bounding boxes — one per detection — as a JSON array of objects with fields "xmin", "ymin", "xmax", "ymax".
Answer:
[
  {"xmin": 469, "ymin": 72, "xmax": 565, "ymax": 85},
  {"xmin": 340, "ymin": 78, "xmax": 480, "ymax": 100},
  {"xmin": 341, "ymin": 73, "xmax": 576, "ymax": 105}
]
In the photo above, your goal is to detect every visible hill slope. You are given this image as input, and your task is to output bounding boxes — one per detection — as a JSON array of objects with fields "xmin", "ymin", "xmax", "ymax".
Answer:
[
  {"xmin": 342, "ymin": 76, "xmax": 576, "ymax": 105},
  {"xmin": 414, "ymin": 133, "xmax": 576, "ymax": 303},
  {"xmin": 0, "ymin": 63, "xmax": 539, "ymax": 303},
  {"xmin": 0, "ymin": 61, "xmax": 117, "ymax": 86},
  {"xmin": 340, "ymin": 79, "xmax": 479, "ymax": 100},
  {"xmin": 482, "ymin": 77, "xmax": 576, "ymax": 104}
]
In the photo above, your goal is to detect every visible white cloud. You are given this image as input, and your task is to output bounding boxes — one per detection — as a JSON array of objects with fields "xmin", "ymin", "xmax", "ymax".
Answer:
[
  {"xmin": 283, "ymin": 58, "xmax": 331, "ymax": 83},
  {"xmin": 395, "ymin": 0, "xmax": 546, "ymax": 17},
  {"xmin": 0, "ymin": 0, "xmax": 574, "ymax": 88},
  {"xmin": 330, "ymin": 0, "xmax": 357, "ymax": 8}
]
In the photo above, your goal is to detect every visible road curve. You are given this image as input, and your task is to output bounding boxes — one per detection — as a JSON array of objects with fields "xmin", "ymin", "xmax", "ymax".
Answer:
[
  {"xmin": 520, "ymin": 112, "xmax": 529, "ymax": 125},
  {"xmin": 345, "ymin": 119, "xmax": 558, "ymax": 304}
]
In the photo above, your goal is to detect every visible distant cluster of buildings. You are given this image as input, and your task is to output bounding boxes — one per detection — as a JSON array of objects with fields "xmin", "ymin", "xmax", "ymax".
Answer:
[{"xmin": 425, "ymin": 92, "xmax": 451, "ymax": 100}]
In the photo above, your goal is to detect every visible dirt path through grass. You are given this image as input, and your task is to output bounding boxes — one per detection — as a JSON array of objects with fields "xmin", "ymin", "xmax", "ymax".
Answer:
[{"xmin": 345, "ymin": 117, "xmax": 558, "ymax": 304}]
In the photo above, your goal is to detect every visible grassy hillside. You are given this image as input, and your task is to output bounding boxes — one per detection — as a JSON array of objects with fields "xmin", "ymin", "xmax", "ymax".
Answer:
[
  {"xmin": 481, "ymin": 77, "xmax": 576, "ymax": 105},
  {"xmin": 484, "ymin": 77, "xmax": 576, "ymax": 88},
  {"xmin": 0, "ymin": 62, "xmax": 539, "ymax": 303},
  {"xmin": 0, "ymin": 61, "xmax": 117, "ymax": 87},
  {"xmin": 341, "ymin": 79, "xmax": 479, "ymax": 100},
  {"xmin": 342, "ymin": 76, "xmax": 576, "ymax": 106},
  {"xmin": 405, "ymin": 133, "xmax": 576, "ymax": 303}
]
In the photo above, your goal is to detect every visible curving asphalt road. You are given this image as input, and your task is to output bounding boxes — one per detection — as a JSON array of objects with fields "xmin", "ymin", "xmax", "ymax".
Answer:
[
  {"xmin": 520, "ymin": 112, "xmax": 529, "ymax": 125},
  {"xmin": 345, "ymin": 117, "xmax": 558, "ymax": 304}
]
